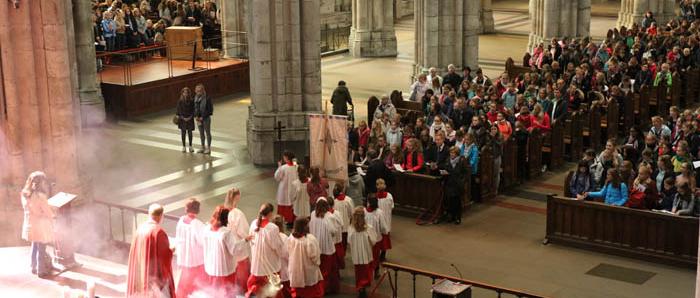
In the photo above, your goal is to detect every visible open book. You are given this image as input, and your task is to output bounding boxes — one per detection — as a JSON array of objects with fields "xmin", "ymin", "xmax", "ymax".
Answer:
[
  {"xmin": 393, "ymin": 164, "xmax": 405, "ymax": 173},
  {"xmin": 48, "ymin": 192, "xmax": 77, "ymax": 208}
]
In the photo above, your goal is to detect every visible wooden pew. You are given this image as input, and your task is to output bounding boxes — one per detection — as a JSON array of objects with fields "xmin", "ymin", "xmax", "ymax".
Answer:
[
  {"xmin": 501, "ymin": 137, "xmax": 519, "ymax": 189},
  {"xmin": 388, "ymin": 169, "xmax": 472, "ymax": 218},
  {"xmin": 546, "ymin": 195, "xmax": 699, "ymax": 268},
  {"xmin": 564, "ymin": 111, "xmax": 583, "ymax": 161},
  {"xmin": 548, "ymin": 120, "xmax": 565, "ymax": 169},
  {"xmin": 605, "ymin": 98, "xmax": 619, "ymax": 142},
  {"xmin": 479, "ymin": 145, "xmax": 495, "ymax": 201},
  {"xmin": 587, "ymin": 103, "xmax": 602, "ymax": 151},
  {"xmin": 685, "ymin": 69, "xmax": 700, "ymax": 104},
  {"xmin": 623, "ymin": 91, "xmax": 635, "ymax": 133},
  {"xmin": 505, "ymin": 57, "xmax": 530, "ymax": 80},
  {"xmin": 563, "ymin": 171, "xmax": 574, "ymax": 198},
  {"xmin": 528, "ymin": 128, "xmax": 543, "ymax": 179},
  {"xmin": 671, "ymin": 72, "xmax": 681, "ymax": 108},
  {"xmin": 638, "ymin": 85, "xmax": 651, "ymax": 129}
]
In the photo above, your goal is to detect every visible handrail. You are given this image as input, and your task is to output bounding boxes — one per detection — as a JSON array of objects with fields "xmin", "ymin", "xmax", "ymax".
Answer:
[
  {"xmin": 381, "ymin": 262, "xmax": 547, "ymax": 298},
  {"xmin": 93, "ymin": 199, "xmax": 180, "ymax": 245},
  {"xmin": 94, "ymin": 199, "xmax": 179, "ymax": 221}
]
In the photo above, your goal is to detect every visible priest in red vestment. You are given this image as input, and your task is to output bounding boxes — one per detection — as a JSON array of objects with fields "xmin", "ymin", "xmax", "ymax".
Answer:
[{"xmin": 127, "ymin": 204, "xmax": 176, "ymax": 298}]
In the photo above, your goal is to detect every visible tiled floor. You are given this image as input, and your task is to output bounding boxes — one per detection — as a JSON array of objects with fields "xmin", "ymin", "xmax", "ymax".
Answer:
[{"xmin": 65, "ymin": 10, "xmax": 697, "ymax": 298}]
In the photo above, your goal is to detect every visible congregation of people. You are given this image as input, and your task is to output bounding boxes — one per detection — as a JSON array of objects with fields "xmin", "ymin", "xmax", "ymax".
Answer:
[{"xmin": 93, "ymin": 0, "xmax": 219, "ymax": 53}]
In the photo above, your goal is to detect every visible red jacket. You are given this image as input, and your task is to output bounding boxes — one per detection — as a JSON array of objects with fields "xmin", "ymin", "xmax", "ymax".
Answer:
[
  {"xmin": 529, "ymin": 113, "xmax": 551, "ymax": 133},
  {"xmin": 402, "ymin": 151, "xmax": 424, "ymax": 172}
]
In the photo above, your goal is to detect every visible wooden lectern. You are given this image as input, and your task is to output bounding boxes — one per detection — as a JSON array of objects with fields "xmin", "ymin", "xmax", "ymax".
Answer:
[
  {"xmin": 48, "ymin": 192, "xmax": 80, "ymax": 270},
  {"xmin": 431, "ymin": 279, "xmax": 472, "ymax": 298},
  {"xmin": 165, "ymin": 26, "xmax": 203, "ymax": 60}
]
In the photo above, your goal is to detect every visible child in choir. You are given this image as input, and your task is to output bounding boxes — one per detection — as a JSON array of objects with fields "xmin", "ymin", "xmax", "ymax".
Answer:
[
  {"xmin": 333, "ymin": 183, "xmax": 355, "ymax": 252},
  {"xmin": 309, "ymin": 198, "xmax": 341, "ymax": 294},
  {"xmin": 202, "ymin": 206, "xmax": 251, "ymax": 297},
  {"xmin": 375, "ymin": 178, "xmax": 395, "ymax": 261},
  {"xmin": 286, "ymin": 217, "xmax": 324, "ymax": 298},
  {"xmin": 292, "ymin": 165, "xmax": 311, "ymax": 220},
  {"xmin": 247, "ymin": 203, "xmax": 286, "ymax": 298},
  {"xmin": 175, "ymin": 198, "xmax": 206, "ymax": 298},
  {"xmin": 364, "ymin": 195, "xmax": 389, "ymax": 277},
  {"xmin": 272, "ymin": 215, "xmax": 292, "ymax": 298},
  {"xmin": 348, "ymin": 207, "xmax": 381, "ymax": 298},
  {"xmin": 224, "ymin": 188, "xmax": 252, "ymax": 292},
  {"xmin": 275, "ymin": 151, "xmax": 299, "ymax": 226},
  {"xmin": 326, "ymin": 197, "xmax": 346, "ymax": 270}
]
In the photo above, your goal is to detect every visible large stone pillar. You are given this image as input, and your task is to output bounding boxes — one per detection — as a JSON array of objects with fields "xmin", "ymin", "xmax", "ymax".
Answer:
[
  {"xmin": 246, "ymin": 0, "xmax": 322, "ymax": 165},
  {"xmin": 480, "ymin": 0, "xmax": 495, "ymax": 34},
  {"xmin": 72, "ymin": 0, "xmax": 105, "ymax": 127},
  {"xmin": 0, "ymin": 0, "xmax": 84, "ymax": 244},
  {"xmin": 528, "ymin": 0, "xmax": 590, "ymax": 51},
  {"xmin": 349, "ymin": 0, "xmax": 397, "ymax": 57},
  {"xmin": 221, "ymin": 0, "xmax": 247, "ymax": 57},
  {"xmin": 395, "ymin": 0, "xmax": 415, "ymax": 19},
  {"xmin": 414, "ymin": 0, "xmax": 480, "ymax": 76},
  {"xmin": 617, "ymin": 0, "xmax": 676, "ymax": 29}
]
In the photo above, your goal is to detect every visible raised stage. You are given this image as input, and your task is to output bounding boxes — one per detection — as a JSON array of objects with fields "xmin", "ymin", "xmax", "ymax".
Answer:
[
  {"xmin": 0, "ymin": 246, "xmax": 127, "ymax": 297},
  {"xmin": 100, "ymin": 57, "xmax": 250, "ymax": 120}
]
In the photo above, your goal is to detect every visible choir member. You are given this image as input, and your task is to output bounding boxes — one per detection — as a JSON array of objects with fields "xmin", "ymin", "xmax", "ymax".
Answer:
[
  {"xmin": 348, "ymin": 207, "xmax": 381, "ymax": 297},
  {"xmin": 20, "ymin": 171, "xmax": 55, "ymax": 278},
  {"xmin": 309, "ymin": 198, "xmax": 341, "ymax": 294},
  {"xmin": 364, "ymin": 195, "xmax": 389, "ymax": 277},
  {"xmin": 333, "ymin": 183, "xmax": 355, "ymax": 252},
  {"xmin": 275, "ymin": 151, "xmax": 299, "ymax": 225},
  {"xmin": 272, "ymin": 215, "xmax": 292, "ymax": 298},
  {"xmin": 307, "ymin": 167, "xmax": 330, "ymax": 210},
  {"xmin": 286, "ymin": 218, "xmax": 324, "ymax": 298},
  {"xmin": 175, "ymin": 198, "xmax": 206, "ymax": 298},
  {"xmin": 127, "ymin": 204, "xmax": 175, "ymax": 298},
  {"xmin": 326, "ymin": 197, "xmax": 346, "ymax": 270},
  {"xmin": 202, "ymin": 205, "xmax": 250, "ymax": 296},
  {"xmin": 223, "ymin": 188, "xmax": 252, "ymax": 291},
  {"xmin": 247, "ymin": 203, "xmax": 286, "ymax": 297},
  {"xmin": 375, "ymin": 179, "xmax": 394, "ymax": 261},
  {"xmin": 292, "ymin": 165, "xmax": 311, "ymax": 220}
]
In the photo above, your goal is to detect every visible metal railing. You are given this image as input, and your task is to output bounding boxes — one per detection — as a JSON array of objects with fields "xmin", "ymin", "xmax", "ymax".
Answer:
[
  {"xmin": 93, "ymin": 199, "xmax": 180, "ymax": 247},
  {"xmin": 380, "ymin": 262, "xmax": 547, "ymax": 298}
]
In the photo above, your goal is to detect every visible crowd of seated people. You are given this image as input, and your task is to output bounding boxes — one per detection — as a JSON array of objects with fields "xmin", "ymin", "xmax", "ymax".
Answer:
[
  {"xmin": 350, "ymin": 10, "xmax": 700, "ymax": 219},
  {"xmin": 93, "ymin": 0, "xmax": 219, "ymax": 53}
]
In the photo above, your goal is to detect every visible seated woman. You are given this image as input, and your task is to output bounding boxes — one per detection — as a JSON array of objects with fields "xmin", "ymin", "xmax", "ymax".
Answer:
[
  {"xmin": 569, "ymin": 161, "xmax": 595, "ymax": 197},
  {"xmin": 384, "ymin": 144, "xmax": 405, "ymax": 170},
  {"xmin": 672, "ymin": 182, "xmax": 698, "ymax": 216},
  {"xmin": 658, "ymin": 177, "xmax": 677, "ymax": 211},
  {"xmin": 627, "ymin": 164, "xmax": 658, "ymax": 209},
  {"xmin": 675, "ymin": 162, "xmax": 696, "ymax": 190},
  {"xmin": 529, "ymin": 104, "xmax": 551, "ymax": 133},
  {"xmin": 578, "ymin": 169, "xmax": 629, "ymax": 206},
  {"xmin": 402, "ymin": 138, "xmax": 424, "ymax": 173}
]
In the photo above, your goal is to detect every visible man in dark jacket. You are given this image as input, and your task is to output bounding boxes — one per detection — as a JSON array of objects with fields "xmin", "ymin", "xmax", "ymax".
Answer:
[
  {"xmin": 425, "ymin": 133, "xmax": 450, "ymax": 175},
  {"xmin": 364, "ymin": 150, "xmax": 391, "ymax": 195},
  {"xmin": 331, "ymin": 80, "xmax": 353, "ymax": 116},
  {"xmin": 442, "ymin": 64, "xmax": 463, "ymax": 91},
  {"xmin": 439, "ymin": 146, "xmax": 469, "ymax": 224}
]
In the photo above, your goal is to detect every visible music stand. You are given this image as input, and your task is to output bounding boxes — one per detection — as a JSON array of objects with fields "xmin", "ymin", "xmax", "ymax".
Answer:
[{"xmin": 48, "ymin": 192, "xmax": 81, "ymax": 270}]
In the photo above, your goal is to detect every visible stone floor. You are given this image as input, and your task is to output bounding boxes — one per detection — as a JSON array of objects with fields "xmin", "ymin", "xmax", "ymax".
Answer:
[{"xmin": 68, "ymin": 10, "xmax": 696, "ymax": 298}]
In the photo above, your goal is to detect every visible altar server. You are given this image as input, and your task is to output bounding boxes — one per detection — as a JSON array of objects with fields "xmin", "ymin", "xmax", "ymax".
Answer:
[
  {"xmin": 309, "ymin": 198, "xmax": 340, "ymax": 294},
  {"xmin": 292, "ymin": 166, "xmax": 311, "ymax": 219},
  {"xmin": 202, "ymin": 206, "xmax": 250, "ymax": 296},
  {"xmin": 224, "ymin": 188, "xmax": 252, "ymax": 291},
  {"xmin": 347, "ymin": 207, "xmax": 381, "ymax": 297},
  {"xmin": 286, "ymin": 218, "xmax": 324, "ymax": 298},
  {"xmin": 247, "ymin": 203, "xmax": 286, "ymax": 298},
  {"xmin": 175, "ymin": 198, "xmax": 206, "ymax": 298},
  {"xmin": 364, "ymin": 195, "xmax": 388, "ymax": 277},
  {"xmin": 375, "ymin": 178, "xmax": 394, "ymax": 261},
  {"xmin": 333, "ymin": 183, "xmax": 355, "ymax": 251},
  {"xmin": 275, "ymin": 151, "xmax": 299, "ymax": 225}
]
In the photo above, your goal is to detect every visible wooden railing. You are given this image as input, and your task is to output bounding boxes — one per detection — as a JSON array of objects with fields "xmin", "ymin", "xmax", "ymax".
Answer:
[
  {"xmin": 93, "ymin": 199, "xmax": 180, "ymax": 248},
  {"xmin": 380, "ymin": 262, "xmax": 546, "ymax": 298},
  {"xmin": 545, "ymin": 195, "xmax": 699, "ymax": 268}
]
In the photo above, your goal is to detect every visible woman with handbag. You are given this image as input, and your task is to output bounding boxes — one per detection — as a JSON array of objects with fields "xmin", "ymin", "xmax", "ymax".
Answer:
[{"xmin": 176, "ymin": 87, "xmax": 195, "ymax": 153}]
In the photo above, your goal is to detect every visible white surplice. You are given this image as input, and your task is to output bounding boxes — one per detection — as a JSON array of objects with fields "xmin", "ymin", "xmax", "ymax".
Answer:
[
  {"xmin": 227, "ymin": 207, "xmax": 251, "ymax": 262},
  {"xmin": 249, "ymin": 219, "xmax": 285, "ymax": 276},
  {"xmin": 275, "ymin": 164, "xmax": 299, "ymax": 206},
  {"xmin": 377, "ymin": 193, "xmax": 395, "ymax": 233},
  {"xmin": 175, "ymin": 215, "xmax": 205, "ymax": 268},
  {"xmin": 286, "ymin": 234, "xmax": 323, "ymax": 288},
  {"xmin": 347, "ymin": 225, "xmax": 381, "ymax": 265},
  {"xmin": 202, "ymin": 225, "xmax": 247, "ymax": 276},
  {"xmin": 309, "ymin": 211, "xmax": 339, "ymax": 255},
  {"xmin": 292, "ymin": 180, "xmax": 311, "ymax": 218},
  {"xmin": 333, "ymin": 196, "xmax": 355, "ymax": 233}
]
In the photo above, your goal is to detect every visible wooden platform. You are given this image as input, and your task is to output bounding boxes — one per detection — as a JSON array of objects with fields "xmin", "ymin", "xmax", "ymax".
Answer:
[
  {"xmin": 0, "ymin": 246, "xmax": 127, "ymax": 298},
  {"xmin": 100, "ymin": 58, "xmax": 250, "ymax": 120}
]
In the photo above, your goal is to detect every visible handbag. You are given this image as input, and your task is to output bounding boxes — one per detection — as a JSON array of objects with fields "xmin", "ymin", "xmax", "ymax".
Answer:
[{"xmin": 172, "ymin": 115, "xmax": 179, "ymax": 125}]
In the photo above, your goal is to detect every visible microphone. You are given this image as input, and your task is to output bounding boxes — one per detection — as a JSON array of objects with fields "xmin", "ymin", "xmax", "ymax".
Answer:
[{"xmin": 450, "ymin": 263, "xmax": 463, "ymax": 279}]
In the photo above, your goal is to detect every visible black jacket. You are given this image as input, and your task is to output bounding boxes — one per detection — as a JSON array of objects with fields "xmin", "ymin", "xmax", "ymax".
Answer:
[
  {"xmin": 443, "ymin": 157, "xmax": 469, "ymax": 197},
  {"xmin": 194, "ymin": 95, "xmax": 213, "ymax": 118},
  {"xmin": 426, "ymin": 143, "xmax": 450, "ymax": 172},
  {"xmin": 365, "ymin": 159, "xmax": 391, "ymax": 194}
]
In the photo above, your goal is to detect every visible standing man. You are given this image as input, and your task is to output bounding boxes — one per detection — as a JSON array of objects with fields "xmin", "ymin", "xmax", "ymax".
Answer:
[
  {"xmin": 194, "ymin": 83, "xmax": 213, "ymax": 154},
  {"xmin": 442, "ymin": 64, "xmax": 463, "ymax": 91},
  {"xmin": 127, "ymin": 204, "xmax": 175, "ymax": 298},
  {"xmin": 331, "ymin": 80, "xmax": 353, "ymax": 116}
]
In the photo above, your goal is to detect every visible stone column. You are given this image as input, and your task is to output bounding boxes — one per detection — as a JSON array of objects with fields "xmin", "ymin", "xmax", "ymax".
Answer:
[
  {"xmin": 72, "ymin": 0, "xmax": 105, "ymax": 127},
  {"xmin": 221, "ymin": 0, "xmax": 247, "ymax": 57},
  {"xmin": 246, "ymin": 0, "xmax": 322, "ymax": 165},
  {"xmin": 480, "ymin": 0, "xmax": 495, "ymax": 34},
  {"xmin": 349, "ymin": 0, "xmax": 397, "ymax": 57},
  {"xmin": 0, "ymin": 0, "xmax": 84, "ymax": 243},
  {"xmin": 528, "ymin": 0, "xmax": 590, "ymax": 51},
  {"xmin": 617, "ymin": 0, "xmax": 676, "ymax": 29},
  {"xmin": 413, "ymin": 0, "xmax": 480, "ymax": 76}
]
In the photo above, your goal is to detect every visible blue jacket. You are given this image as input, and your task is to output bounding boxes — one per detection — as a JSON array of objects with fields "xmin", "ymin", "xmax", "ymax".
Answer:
[
  {"xmin": 589, "ymin": 183, "xmax": 628, "ymax": 206},
  {"xmin": 102, "ymin": 19, "xmax": 116, "ymax": 38},
  {"xmin": 463, "ymin": 144, "xmax": 479, "ymax": 175}
]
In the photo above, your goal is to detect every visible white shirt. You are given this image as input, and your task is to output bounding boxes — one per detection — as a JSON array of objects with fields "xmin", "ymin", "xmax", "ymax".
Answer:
[
  {"xmin": 292, "ymin": 180, "xmax": 311, "ymax": 218},
  {"xmin": 278, "ymin": 233, "xmax": 290, "ymax": 282},
  {"xmin": 175, "ymin": 215, "xmax": 205, "ymax": 268},
  {"xmin": 334, "ymin": 196, "xmax": 355, "ymax": 233},
  {"xmin": 347, "ymin": 225, "xmax": 381, "ymax": 265},
  {"xmin": 249, "ymin": 219, "xmax": 285, "ymax": 276},
  {"xmin": 286, "ymin": 234, "xmax": 323, "ymax": 288},
  {"xmin": 227, "ymin": 208, "xmax": 251, "ymax": 262},
  {"xmin": 309, "ymin": 212, "xmax": 339, "ymax": 255},
  {"xmin": 364, "ymin": 208, "xmax": 388, "ymax": 238},
  {"xmin": 275, "ymin": 164, "xmax": 299, "ymax": 206},
  {"xmin": 202, "ymin": 225, "xmax": 247, "ymax": 276},
  {"xmin": 377, "ymin": 193, "xmax": 395, "ymax": 233}
]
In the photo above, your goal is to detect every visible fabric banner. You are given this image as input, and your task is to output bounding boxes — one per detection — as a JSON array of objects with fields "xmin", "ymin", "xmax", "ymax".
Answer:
[{"xmin": 309, "ymin": 114, "xmax": 348, "ymax": 182}]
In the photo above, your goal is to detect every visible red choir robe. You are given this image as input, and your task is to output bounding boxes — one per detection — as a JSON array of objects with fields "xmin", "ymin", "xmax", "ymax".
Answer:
[{"xmin": 127, "ymin": 220, "xmax": 175, "ymax": 298}]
